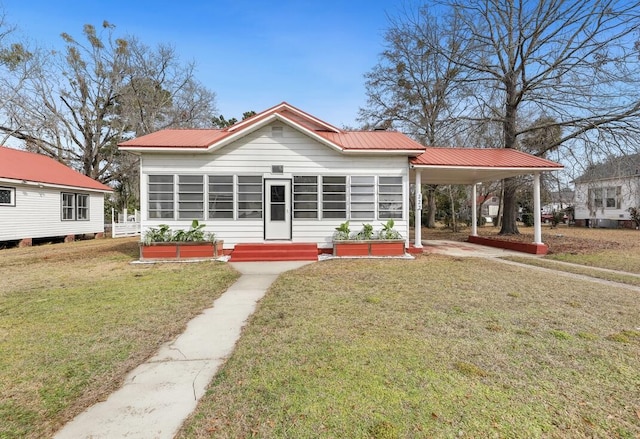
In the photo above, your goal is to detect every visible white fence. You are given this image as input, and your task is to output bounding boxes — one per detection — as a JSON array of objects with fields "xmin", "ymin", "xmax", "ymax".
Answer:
[{"xmin": 111, "ymin": 208, "xmax": 141, "ymax": 238}]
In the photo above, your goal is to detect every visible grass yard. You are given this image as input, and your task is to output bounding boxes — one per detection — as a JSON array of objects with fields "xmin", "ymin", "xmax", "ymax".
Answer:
[
  {"xmin": 178, "ymin": 256, "xmax": 640, "ymax": 438},
  {"xmin": 0, "ymin": 238, "xmax": 239, "ymax": 439}
]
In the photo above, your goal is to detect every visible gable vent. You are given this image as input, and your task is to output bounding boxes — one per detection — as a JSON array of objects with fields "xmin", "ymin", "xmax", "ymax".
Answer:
[{"xmin": 271, "ymin": 126, "xmax": 283, "ymax": 138}]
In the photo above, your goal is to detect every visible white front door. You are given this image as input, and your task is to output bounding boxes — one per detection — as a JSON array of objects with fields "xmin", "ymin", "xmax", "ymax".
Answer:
[{"xmin": 264, "ymin": 179, "xmax": 291, "ymax": 240}]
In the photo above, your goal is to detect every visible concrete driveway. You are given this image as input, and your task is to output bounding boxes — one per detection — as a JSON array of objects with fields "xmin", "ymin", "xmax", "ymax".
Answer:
[{"xmin": 422, "ymin": 239, "xmax": 533, "ymax": 258}]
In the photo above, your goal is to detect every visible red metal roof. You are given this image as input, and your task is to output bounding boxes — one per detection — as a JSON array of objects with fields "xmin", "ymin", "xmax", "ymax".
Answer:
[
  {"xmin": 320, "ymin": 131, "xmax": 424, "ymax": 151},
  {"xmin": 0, "ymin": 146, "xmax": 112, "ymax": 192},
  {"xmin": 119, "ymin": 129, "xmax": 226, "ymax": 148},
  {"xmin": 411, "ymin": 147, "xmax": 563, "ymax": 169},
  {"xmin": 119, "ymin": 102, "xmax": 423, "ymax": 152}
]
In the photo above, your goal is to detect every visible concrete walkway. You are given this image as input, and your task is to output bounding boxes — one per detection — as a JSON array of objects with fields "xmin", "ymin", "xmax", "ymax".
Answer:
[
  {"xmin": 424, "ymin": 239, "xmax": 640, "ymax": 292},
  {"xmin": 54, "ymin": 261, "xmax": 312, "ymax": 439}
]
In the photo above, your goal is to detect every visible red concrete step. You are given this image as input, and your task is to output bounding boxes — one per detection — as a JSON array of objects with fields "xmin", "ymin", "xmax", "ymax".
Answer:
[{"xmin": 230, "ymin": 243, "xmax": 318, "ymax": 262}]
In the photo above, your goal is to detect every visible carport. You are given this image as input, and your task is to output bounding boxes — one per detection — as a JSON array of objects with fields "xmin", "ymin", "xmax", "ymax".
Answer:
[{"xmin": 410, "ymin": 148, "xmax": 564, "ymax": 249}]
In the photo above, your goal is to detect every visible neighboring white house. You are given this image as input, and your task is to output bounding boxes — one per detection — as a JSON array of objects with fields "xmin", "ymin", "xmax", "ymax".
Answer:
[
  {"xmin": 573, "ymin": 153, "xmax": 640, "ymax": 228},
  {"xmin": 119, "ymin": 102, "xmax": 563, "ymax": 253},
  {"xmin": 0, "ymin": 146, "xmax": 113, "ymax": 245}
]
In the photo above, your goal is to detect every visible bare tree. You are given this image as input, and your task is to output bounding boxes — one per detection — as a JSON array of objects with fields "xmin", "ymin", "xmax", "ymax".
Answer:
[
  {"xmin": 371, "ymin": 0, "xmax": 640, "ymax": 234},
  {"xmin": 0, "ymin": 22, "xmax": 217, "ymax": 186},
  {"xmin": 359, "ymin": 6, "xmax": 467, "ymax": 145},
  {"xmin": 444, "ymin": 0, "xmax": 640, "ymax": 234},
  {"xmin": 359, "ymin": 6, "xmax": 470, "ymax": 227}
]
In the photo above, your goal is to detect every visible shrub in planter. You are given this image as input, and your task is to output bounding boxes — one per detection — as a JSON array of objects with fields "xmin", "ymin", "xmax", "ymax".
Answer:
[
  {"xmin": 333, "ymin": 220, "xmax": 405, "ymax": 256},
  {"xmin": 333, "ymin": 221, "xmax": 351, "ymax": 241},
  {"xmin": 141, "ymin": 220, "xmax": 221, "ymax": 260}
]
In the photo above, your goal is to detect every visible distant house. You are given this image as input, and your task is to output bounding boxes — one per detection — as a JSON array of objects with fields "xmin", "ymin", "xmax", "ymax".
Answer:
[
  {"xmin": 119, "ymin": 102, "xmax": 563, "ymax": 259},
  {"xmin": 0, "ymin": 146, "xmax": 113, "ymax": 246},
  {"xmin": 573, "ymin": 153, "xmax": 640, "ymax": 228}
]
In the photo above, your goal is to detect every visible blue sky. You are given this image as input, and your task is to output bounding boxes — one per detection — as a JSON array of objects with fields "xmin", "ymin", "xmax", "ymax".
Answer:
[{"xmin": 4, "ymin": 0, "xmax": 401, "ymax": 128}]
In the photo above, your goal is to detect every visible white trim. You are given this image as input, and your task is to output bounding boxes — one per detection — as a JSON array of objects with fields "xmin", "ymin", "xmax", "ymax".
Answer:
[
  {"xmin": 533, "ymin": 173, "xmax": 542, "ymax": 244},
  {"xmin": 471, "ymin": 183, "xmax": 478, "ymax": 237},
  {"xmin": 0, "ymin": 177, "xmax": 112, "ymax": 193},
  {"xmin": 341, "ymin": 149, "xmax": 424, "ymax": 156},
  {"xmin": 414, "ymin": 170, "xmax": 422, "ymax": 248}
]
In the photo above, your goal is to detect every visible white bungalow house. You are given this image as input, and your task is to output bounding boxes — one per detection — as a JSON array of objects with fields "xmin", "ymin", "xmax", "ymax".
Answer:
[
  {"xmin": 119, "ymin": 102, "xmax": 563, "ymax": 259},
  {"xmin": 0, "ymin": 146, "xmax": 112, "ymax": 246},
  {"xmin": 573, "ymin": 153, "xmax": 640, "ymax": 228}
]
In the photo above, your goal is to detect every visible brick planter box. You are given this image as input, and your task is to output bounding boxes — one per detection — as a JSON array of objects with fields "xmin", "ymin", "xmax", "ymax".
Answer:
[
  {"xmin": 333, "ymin": 240, "xmax": 405, "ymax": 257},
  {"xmin": 140, "ymin": 240, "xmax": 224, "ymax": 261},
  {"xmin": 467, "ymin": 235, "xmax": 548, "ymax": 255}
]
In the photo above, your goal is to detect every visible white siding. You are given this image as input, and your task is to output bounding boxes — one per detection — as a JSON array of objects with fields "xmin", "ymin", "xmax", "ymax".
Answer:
[
  {"xmin": 139, "ymin": 123, "xmax": 411, "ymax": 248},
  {"xmin": 0, "ymin": 183, "xmax": 105, "ymax": 241},
  {"xmin": 574, "ymin": 177, "xmax": 640, "ymax": 221}
]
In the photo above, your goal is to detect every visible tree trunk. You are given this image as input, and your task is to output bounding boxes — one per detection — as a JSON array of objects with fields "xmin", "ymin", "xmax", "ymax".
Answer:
[
  {"xmin": 448, "ymin": 185, "xmax": 458, "ymax": 232},
  {"xmin": 499, "ymin": 72, "xmax": 520, "ymax": 235},
  {"xmin": 499, "ymin": 177, "xmax": 520, "ymax": 235},
  {"xmin": 426, "ymin": 185, "xmax": 437, "ymax": 228}
]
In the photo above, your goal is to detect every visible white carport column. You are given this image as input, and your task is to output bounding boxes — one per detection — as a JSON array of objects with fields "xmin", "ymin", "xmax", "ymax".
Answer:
[
  {"xmin": 414, "ymin": 170, "xmax": 423, "ymax": 248},
  {"xmin": 533, "ymin": 173, "xmax": 543, "ymax": 244},
  {"xmin": 471, "ymin": 183, "xmax": 478, "ymax": 236}
]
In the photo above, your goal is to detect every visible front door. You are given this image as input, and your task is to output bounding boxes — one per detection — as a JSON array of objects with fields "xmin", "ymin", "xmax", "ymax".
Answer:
[{"xmin": 264, "ymin": 179, "xmax": 291, "ymax": 240}]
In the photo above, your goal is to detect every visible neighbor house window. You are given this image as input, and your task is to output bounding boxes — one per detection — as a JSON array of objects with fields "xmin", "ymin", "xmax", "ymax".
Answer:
[
  {"xmin": 293, "ymin": 176, "xmax": 318, "ymax": 219},
  {"xmin": 237, "ymin": 176, "xmax": 263, "ymax": 219},
  {"xmin": 76, "ymin": 194, "xmax": 89, "ymax": 220},
  {"xmin": 208, "ymin": 175, "xmax": 234, "ymax": 219},
  {"xmin": 0, "ymin": 186, "xmax": 15, "ymax": 206},
  {"xmin": 62, "ymin": 193, "xmax": 75, "ymax": 220},
  {"xmin": 177, "ymin": 175, "xmax": 204, "ymax": 219},
  {"xmin": 591, "ymin": 186, "xmax": 621, "ymax": 209},
  {"xmin": 322, "ymin": 176, "xmax": 346, "ymax": 219},
  {"xmin": 378, "ymin": 176, "xmax": 403, "ymax": 219},
  {"xmin": 349, "ymin": 176, "xmax": 375, "ymax": 219},
  {"xmin": 61, "ymin": 193, "xmax": 89, "ymax": 221},
  {"xmin": 148, "ymin": 175, "xmax": 174, "ymax": 219}
]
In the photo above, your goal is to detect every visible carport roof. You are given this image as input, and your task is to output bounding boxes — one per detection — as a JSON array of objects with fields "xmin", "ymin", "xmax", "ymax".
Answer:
[{"xmin": 411, "ymin": 147, "xmax": 563, "ymax": 184}]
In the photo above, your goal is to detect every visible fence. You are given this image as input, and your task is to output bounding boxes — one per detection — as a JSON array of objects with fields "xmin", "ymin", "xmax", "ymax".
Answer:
[{"xmin": 111, "ymin": 208, "xmax": 141, "ymax": 238}]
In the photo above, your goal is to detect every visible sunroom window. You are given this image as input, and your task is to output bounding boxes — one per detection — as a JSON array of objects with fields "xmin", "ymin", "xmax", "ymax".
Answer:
[
  {"xmin": 350, "ymin": 176, "xmax": 375, "ymax": 219},
  {"xmin": 208, "ymin": 175, "xmax": 234, "ymax": 219},
  {"xmin": 237, "ymin": 176, "xmax": 263, "ymax": 219},
  {"xmin": 177, "ymin": 175, "xmax": 204, "ymax": 220},
  {"xmin": 378, "ymin": 176, "xmax": 403, "ymax": 219},
  {"xmin": 148, "ymin": 175, "xmax": 175, "ymax": 219},
  {"xmin": 293, "ymin": 176, "xmax": 318, "ymax": 219},
  {"xmin": 322, "ymin": 176, "xmax": 346, "ymax": 219}
]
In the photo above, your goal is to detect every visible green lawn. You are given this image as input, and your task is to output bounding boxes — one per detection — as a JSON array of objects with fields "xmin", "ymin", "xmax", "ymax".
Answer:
[
  {"xmin": 0, "ymin": 238, "xmax": 239, "ymax": 439},
  {"xmin": 178, "ymin": 256, "xmax": 640, "ymax": 439}
]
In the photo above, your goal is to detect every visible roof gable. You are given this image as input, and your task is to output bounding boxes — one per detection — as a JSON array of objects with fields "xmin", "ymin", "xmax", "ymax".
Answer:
[
  {"xmin": 118, "ymin": 102, "xmax": 425, "ymax": 154},
  {"xmin": 0, "ymin": 147, "xmax": 112, "ymax": 192}
]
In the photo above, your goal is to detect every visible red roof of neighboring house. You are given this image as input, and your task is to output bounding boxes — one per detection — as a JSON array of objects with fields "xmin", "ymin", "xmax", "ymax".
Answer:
[
  {"xmin": 411, "ymin": 147, "xmax": 563, "ymax": 169},
  {"xmin": 118, "ymin": 102, "xmax": 425, "ymax": 153},
  {"xmin": 0, "ymin": 146, "xmax": 112, "ymax": 192}
]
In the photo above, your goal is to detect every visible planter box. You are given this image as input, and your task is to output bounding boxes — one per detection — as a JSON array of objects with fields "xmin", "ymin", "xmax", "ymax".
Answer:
[
  {"xmin": 467, "ymin": 235, "xmax": 548, "ymax": 255},
  {"xmin": 140, "ymin": 240, "xmax": 224, "ymax": 261},
  {"xmin": 333, "ymin": 240, "xmax": 405, "ymax": 257}
]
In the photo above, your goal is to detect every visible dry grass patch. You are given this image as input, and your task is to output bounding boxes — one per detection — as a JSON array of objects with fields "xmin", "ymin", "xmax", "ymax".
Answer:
[
  {"xmin": 179, "ymin": 256, "xmax": 639, "ymax": 438},
  {"xmin": 0, "ymin": 238, "xmax": 239, "ymax": 439}
]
